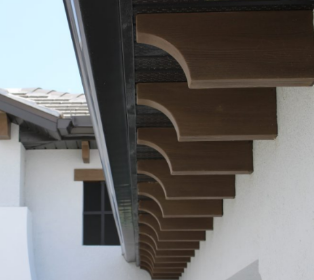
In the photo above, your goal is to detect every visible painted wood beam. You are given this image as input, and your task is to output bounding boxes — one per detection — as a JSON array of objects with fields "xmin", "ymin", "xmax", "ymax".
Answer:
[
  {"xmin": 139, "ymin": 219, "xmax": 206, "ymax": 242},
  {"xmin": 139, "ymin": 182, "xmax": 223, "ymax": 217},
  {"xmin": 139, "ymin": 231, "xmax": 199, "ymax": 250},
  {"xmin": 136, "ymin": 11, "xmax": 314, "ymax": 88},
  {"xmin": 139, "ymin": 240, "xmax": 195, "ymax": 257},
  {"xmin": 138, "ymin": 159, "xmax": 235, "ymax": 200},
  {"xmin": 82, "ymin": 141, "xmax": 90, "ymax": 163},
  {"xmin": 137, "ymin": 128, "xmax": 253, "ymax": 175},
  {"xmin": 139, "ymin": 201, "xmax": 213, "ymax": 231},
  {"xmin": 0, "ymin": 111, "xmax": 10, "ymax": 140},
  {"xmin": 74, "ymin": 169, "xmax": 105, "ymax": 181},
  {"xmin": 137, "ymin": 83, "xmax": 277, "ymax": 141}
]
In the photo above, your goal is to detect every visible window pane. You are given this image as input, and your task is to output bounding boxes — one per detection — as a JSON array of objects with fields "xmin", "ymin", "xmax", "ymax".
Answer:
[
  {"xmin": 104, "ymin": 184, "xmax": 112, "ymax": 212},
  {"xmin": 84, "ymin": 182, "xmax": 101, "ymax": 212},
  {"xmin": 83, "ymin": 215, "xmax": 101, "ymax": 245},
  {"xmin": 104, "ymin": 215, "xmax": 120, "ymax": 245}
]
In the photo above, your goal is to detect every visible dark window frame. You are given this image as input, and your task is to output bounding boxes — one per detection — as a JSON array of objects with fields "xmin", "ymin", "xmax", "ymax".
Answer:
[{"xmin": 83, "ymin": 181, "xmax": 120, "ymax": 246}]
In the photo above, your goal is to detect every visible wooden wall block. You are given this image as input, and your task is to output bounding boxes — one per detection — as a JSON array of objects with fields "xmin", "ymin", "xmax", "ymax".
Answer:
[
  {"xmin": 137, "ymin": 128, "xmax": 253, "ymax": 175},
  {"xmin": 138, "ymin": 182, "xmax": 223, "ymax": 217},
  {"xmin": 0, "ymin": 111, "xmax": 10, "ymax": 140},
  {"xmin": 137, "ymin": 11, "xmax": 314, "ymax": 88},
  {"xmin": 82, "ymin": 141, "xmax": 90, "ymax": 163},
  {"xmin": 139, "ymin": 217, "xmax": 206, "ymax": 241},
  {"xmin": 138, "ymin": 159, "xmax": 235, "ymax": 199},
  {"xmin": 137, "ymin": 83, "xmax": 277, "ymax": 141},
  {"xmin": 139, "ymin": 201, "xmax": 213, "ymax": 230},
  {"xmin": 74, "ymin": 169, "xmax": 105, "ymax": 181}
]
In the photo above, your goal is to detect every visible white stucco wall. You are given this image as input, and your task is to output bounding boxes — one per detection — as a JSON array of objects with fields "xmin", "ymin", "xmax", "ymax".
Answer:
[
  {"xmin": 0, "ymin": 124, "xmax": 25, "ymax": 206},
  {"xmin": 0, "ymin": 207, "xmax": 37, "ymax": 280},
  {"xmin": 181, "ymin": 87, "xmax": 314, "ymax": 280},
  {"xmin": 24, "ymin": 150, "xmax": 149, "ymax": 280}
]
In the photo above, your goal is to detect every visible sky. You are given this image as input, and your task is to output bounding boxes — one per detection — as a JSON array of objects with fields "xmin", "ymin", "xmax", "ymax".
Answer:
[{"xmin": 0, "ymin": 0, "xmax": 83, "ymax": 93}]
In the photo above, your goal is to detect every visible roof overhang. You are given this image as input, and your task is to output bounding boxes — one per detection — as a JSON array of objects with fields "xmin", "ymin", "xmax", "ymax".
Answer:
[{"xmin": 0, "ymin": 89, "xmax": 94, "ymax": 141}]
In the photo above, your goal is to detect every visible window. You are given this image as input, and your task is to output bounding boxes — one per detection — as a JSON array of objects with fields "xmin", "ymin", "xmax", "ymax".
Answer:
[{"xmin": 83, "ymin": 181, "xmax": 120, "ymax": 245}]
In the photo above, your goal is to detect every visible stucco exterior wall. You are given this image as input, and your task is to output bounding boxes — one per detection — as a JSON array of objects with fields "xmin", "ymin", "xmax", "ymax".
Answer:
[
  {"xmin": 0, "ymin": 208, "xmax": 37, "ymax": 280},
  {"xmin": 0, "ymin": 124, "xmax": 25, "ymax": 206},
  {"xmin": 181, "ymin": 87, "xmax": 314, "ymax": 280},
  {"xmin": 24, "ymin": 149, "xmax": 149, "ymax": 280}
]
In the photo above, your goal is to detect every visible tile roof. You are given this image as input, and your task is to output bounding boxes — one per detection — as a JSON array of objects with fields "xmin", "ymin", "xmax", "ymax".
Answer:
[{"xmin": 4, "ymin": 87, "xmax": 89, "ymax": 118}]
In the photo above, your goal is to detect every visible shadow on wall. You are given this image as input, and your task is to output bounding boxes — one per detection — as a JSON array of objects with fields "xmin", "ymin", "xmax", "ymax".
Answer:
[{"xmin": 227, "ymin": 261, "xmax": 261, "ymax": 280}]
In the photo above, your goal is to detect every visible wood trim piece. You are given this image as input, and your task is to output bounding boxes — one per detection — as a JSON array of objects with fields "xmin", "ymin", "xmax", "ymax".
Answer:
[
  {"xmin": 137, "ymin": 83, "xmax": 277, "ymax": 141},
  {"xmin": 138, "ymin": 159, "xmax": 235, "ymax": 200},
  {"xmin": 82, "ymin": 141, "xmax": 90, "ymax": 163},
  {"xmin": 137, "ymin": 128, "xmax": 253, "ymax": 175},
  {"xmin": 136, "ymin": 11, "xmax": 314, "ymax": 88},
  {"xmin": 139, "ymin": 218, "xmax": 206, "ymax": 241},
  {"xmin": 0, "ymin": 111, "xmax": 10, "ymax": 140},
  {"xmin": 74, "ymin": 169, "xmax": 105, "ymax": 181},
  {"xmin": 138, "ymin": 182, "xmax": 223, "ymax": 217},
  {"xmin": 139, "ymin": 201, "xmax": 213, "ymax": 231}
]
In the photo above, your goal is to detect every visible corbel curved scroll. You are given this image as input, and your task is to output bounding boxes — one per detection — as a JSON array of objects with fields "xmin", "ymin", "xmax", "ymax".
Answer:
[
  {"xmin": 140, "ymin": 247, "xmax": 191, "ymax": 264},
  {"xmin": 141, "ymin": 260, "xmax": 184, "ymax": 275},
  {"xmin": 141, "ymin": 255, "xmax": 187, "ymax": 270},
  {"xmin": 141, "ymin": 265, "xmax": 182, "ymax": 280},
  {"xmin": 138, "ymin": 159, "xmax": 235, "ymax": 200},
  {"xmin": 140, "ymin": 265, "xmax": 152, "ymax": 277},
  {"xmin": 141, "ymin": 255, "xmax": 156, "ymax": 269},
  {"xmin": 139, "ymin": 227, "xmax": 199, "ymax": 250},
  {"xmin": 143, "ymin": 267, "xmax": 181, "ymax": 280},
  {"xmin": 136, "ymin": 12, "xmax": 314, "ymax": 88},
  {"xmin": 137, "ymin": 128, "xmax": 253, "ymax": 175},
  {"xmin": 138, "ymin": 182, "xmax": 223, "ymax": 217},
  {"xmin": 141, "ymin": 261, "xmax": 154, "ymax": 272},
  {"xmin": 137, "ymin": 83, "xmax": 277, "ymax": 141},
  {"xmin": 139, "ymin": 238, "xmax": 195, "ymax": 257},
  {"xmin": 138, "ymin": 219, "xmax": 206, "ymax": 242},
  {"xmin": 138, "ymin": 201, "xmax": 213, "ymax": 231}
]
